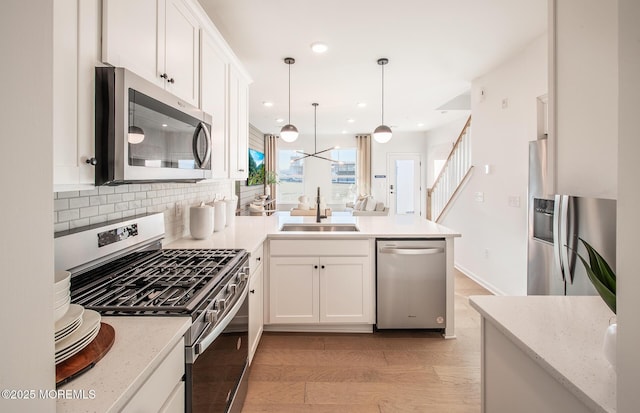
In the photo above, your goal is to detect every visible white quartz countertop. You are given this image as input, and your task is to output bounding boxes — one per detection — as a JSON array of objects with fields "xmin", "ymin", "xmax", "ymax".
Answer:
[
  {"xmin": 165, "ymin": 212, "xmax": 460, "ymax": 251},
  {"xmin": 469, "ymin": 295, "xmax": 616, "ymax": 413},
  {"xmin": 57, "ymin": 316, "xmax": 191, "ymax": 413}
]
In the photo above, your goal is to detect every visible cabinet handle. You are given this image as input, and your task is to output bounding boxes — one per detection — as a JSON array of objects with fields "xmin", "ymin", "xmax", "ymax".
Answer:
[
  {"xmin": 321, "ymin": 265, "xmax": 325, "ymax": 269},
  {"xmin": 160, "ymin": 73, "xmax": 168, "ymax": 80},
  {"xmin": 314, "ymin": 265, "xmax": 318, "ymax": 269},
  {"xmin": 250, "ymin": 289, "xmax": 255, "ymax": 294},
  {"xmin": 85, "ymin": 157, "xmax": 97, "ymax": 166},
  {"xmin": 256, "ymin": 257, "xmax": 261, "ymax": 262},
  {"xmin": 168, "ymin": 77, "xmax": 175, "ymax": 84},
  {"xmin": 238, "ymin": 169, "xmax": 245, "ymax": 172}
]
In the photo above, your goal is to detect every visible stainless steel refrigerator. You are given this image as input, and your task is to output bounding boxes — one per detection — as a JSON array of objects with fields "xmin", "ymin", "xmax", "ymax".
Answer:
[{"xmin": 527, "ymin": 139, "xmax": 617, "ymax": 295}]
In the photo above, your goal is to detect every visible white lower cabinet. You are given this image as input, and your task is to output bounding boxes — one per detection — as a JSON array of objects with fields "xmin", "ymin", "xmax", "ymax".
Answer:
[
  {"xmin": 268, "ymin": 240, "xmax": 372, "ymax": 325},
  {"xmin": 122, "ymin": 338, "xmax": 185, "ymax": 413},
  {"xmin": 248, "ymin": 243, "xmax": 264, "ymax": 363}
]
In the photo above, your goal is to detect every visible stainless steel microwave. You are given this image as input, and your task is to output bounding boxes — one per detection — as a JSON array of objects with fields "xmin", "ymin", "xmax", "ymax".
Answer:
[{"xmin": 95, "ymin": 67, "xmax": 212, "ymax": 185}]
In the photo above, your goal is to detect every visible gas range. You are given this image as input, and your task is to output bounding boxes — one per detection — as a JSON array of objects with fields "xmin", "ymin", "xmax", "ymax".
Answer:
[{"xmin": 55, "ymin": 213, "xmax": 251, "ymax": 412}]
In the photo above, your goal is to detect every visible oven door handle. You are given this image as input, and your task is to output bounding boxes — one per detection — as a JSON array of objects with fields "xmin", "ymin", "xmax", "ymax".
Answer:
[{"xmin": 194, "ymin": 282, "xmax": 248, "ymax": 357}]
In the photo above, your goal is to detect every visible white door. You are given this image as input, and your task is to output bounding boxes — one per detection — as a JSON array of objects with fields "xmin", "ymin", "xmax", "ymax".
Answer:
[
  {"xmin": 387, "ymin": 154, "xmax": 422, "ymax": 216},
  {"xmin": 319, "ymin": 256, "xmax": 371, "ymax": 323},
  {"xmin": 269, "ymin": 257, "xmax": 319, "ymax": 323}
]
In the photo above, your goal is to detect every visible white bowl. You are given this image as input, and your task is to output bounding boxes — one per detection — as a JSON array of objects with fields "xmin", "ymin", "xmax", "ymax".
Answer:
[
  {"xmin": 54, "ymin": 297, "xmax": 71, "ymax": 322},
  {"xmin": 54, "ymin": 293, "xmax": 70, "ymax": 309},
  {"xmin": 54, "ymin": 270, "xmax": 71, "ymax": 293},
  {"xmin": 54, "ymin": 288, "xmax": 69, "ymax": 302}
]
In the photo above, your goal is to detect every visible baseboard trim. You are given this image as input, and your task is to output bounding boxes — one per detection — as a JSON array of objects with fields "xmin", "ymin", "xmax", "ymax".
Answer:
[
  {"xmin": 264, "ymin": 324, "xmax": 374, "ymax": 333},
  {"xmin": 454, "ymin": 263, "xmax": 507, "ymax": 296}
]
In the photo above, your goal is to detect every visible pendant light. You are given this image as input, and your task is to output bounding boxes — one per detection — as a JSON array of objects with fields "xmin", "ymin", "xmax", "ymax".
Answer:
[
  {"xmin": 373, "ymin": 58, "xmax": 392, "ymax": 143},
  {"xmin": 127, "ymin": 97, "xmax": 145, "ymax": 144},
  {"xmin": 292, "ymin": 103, "xmax": 339, "ymax": 163},
  {"xmin": 280, "ymin": 57, "xmax": 299, "ymax": 143}
]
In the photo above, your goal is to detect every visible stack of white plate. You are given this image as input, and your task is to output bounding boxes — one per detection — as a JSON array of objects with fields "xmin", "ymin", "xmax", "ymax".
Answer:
[
  {"xmin": 53, "ymin": 270, "xmax": 102, "ymax": 365},
  {"xmin": 55, "ymin": 307, "xmax": 101, "ymax": 364}
]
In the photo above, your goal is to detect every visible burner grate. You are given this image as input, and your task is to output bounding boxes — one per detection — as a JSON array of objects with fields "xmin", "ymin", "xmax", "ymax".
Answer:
[{"xmin": 70, "ymin": 249, "xmax": 247, "ymax": 314}]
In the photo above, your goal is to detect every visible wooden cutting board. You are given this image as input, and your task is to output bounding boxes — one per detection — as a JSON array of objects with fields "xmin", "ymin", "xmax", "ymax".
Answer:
[{"xmin": 56, "ymin": 322, "xmax": 115, "ymax": 387}]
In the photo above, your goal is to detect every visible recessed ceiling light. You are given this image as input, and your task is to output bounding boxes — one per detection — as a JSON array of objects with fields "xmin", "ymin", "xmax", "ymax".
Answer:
[
  {"xmin": 417, "ymin": 123, "xmax": 424, "ymax": 127},
  {"xmin": 263, "ymin": 101, "xmax": 274, "ymax": 107},
  {"xmin": 347, "ymin": 118, "xmax": 355, "ymax": 123},
  {"xmin": 341, "ymin": 130, "xmax": 348, "ymax": 134},
  {"xmin": 275, "ymin": 118, "xmax": 284, "ymax": 123},
  {"xmin": 162, "ymin": 123, "xmax": 168, "ymax": 128},
  {"xmin": 357, "ymin": 102, "xmax": 367, "ymax": 108},
  {"xmin": 310, "ymin": 42, "xmax": 328, "ymax": 53}
]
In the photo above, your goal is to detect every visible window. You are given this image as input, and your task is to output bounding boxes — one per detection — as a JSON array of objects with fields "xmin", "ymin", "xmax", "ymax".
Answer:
[
  {"xmin": 330, "ymin": 148, "xmax": 357, "ymax": 204},
  {"xmin": 277, "ymin": 149, "xmax": 304, "ymax": 203}
]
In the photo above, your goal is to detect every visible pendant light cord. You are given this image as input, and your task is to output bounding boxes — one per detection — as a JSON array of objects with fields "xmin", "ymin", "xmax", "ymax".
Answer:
[
  {"xmin": 314, "ymin": 103, "xmax": 317, "ymax": 153},
  {"xmin": 381, "ymin": 63, "xmax": 385, "ymax": 125},
  {"xmin": 288, "ymin": 63, "xmax": 291, "ymax": 124}
]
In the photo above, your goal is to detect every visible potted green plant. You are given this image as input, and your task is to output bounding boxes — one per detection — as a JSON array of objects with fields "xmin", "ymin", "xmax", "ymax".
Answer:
[
  {"xmin": 571, "ymin": 237, "xmax": 616, "ymax": 368},
  {"xmin": 264, "ymin": 171, "xmax": 278, "ymax": 199}
]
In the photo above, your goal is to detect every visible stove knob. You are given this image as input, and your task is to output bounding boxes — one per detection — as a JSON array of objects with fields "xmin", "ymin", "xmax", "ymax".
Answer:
[
  {"xmin": 239, "ymin": 271, "xmax": 248, "ymax": 282},
  {"xmin": 214, "ymin": 299, "xmax": 226, "ymax": 312},
  {"xmin": 205, "ymin": 309, "xmax": 218, "ymax": 324},
  {"xmin": 227, "ymin": 283, "xmax": 237, "ymax": 295}
]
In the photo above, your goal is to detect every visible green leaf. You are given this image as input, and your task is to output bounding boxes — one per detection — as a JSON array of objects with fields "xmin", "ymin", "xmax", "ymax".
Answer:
[
  {"xmin": 579, "ymin": 238, "xmax": 616, "ymax": 293},
  {"xmin": 575, "ymin": 253, "xmax": 616, "ymax": 314}
]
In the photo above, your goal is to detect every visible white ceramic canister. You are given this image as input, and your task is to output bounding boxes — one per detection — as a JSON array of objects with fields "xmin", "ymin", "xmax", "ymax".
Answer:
[
  {"xmin": 224, "ymin": 196, "xmax": 237, "ymax": 226},
  {"xmin": 213, "ymin": 200, "xmax": 226, "ymax": 232},
  {"xmin": 190, "ymin": 203, "xmax": 214, "ymax": 239}
]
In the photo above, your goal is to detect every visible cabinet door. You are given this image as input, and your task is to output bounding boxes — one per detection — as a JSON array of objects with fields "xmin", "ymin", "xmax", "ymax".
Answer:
[
  {"xmin": 248, "ymin": 263, "xmax": 263, "ymax": 364},
  {"xmin": 54, "ymin": 0, "xmax": 100, "ymax": 190},
  {"xmin": 269, "ymin": 257, "xmax": 319, "ymax": 324},
  {"xmin": 163, "ymin": 0, "xmax": 199, "ymax": 106},
  {"xmin": 319, "ymin": 256, "xmax": 372, "ymax": 323},
  {"xmin": 102, "ymin": 0, "xmax": 160, "ymax": 87},
  {"xmin": 228, "ymin": 65, "xmax": 249, "ymax": 179},
  {"xmin": 200, "ymin": 33, "xmax": 229, "ymax": 179}
]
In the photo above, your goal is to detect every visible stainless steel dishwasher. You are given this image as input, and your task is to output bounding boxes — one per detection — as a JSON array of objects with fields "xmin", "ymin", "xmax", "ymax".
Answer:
[{"xmin": 376, "ymin": 238, "xmax": 446, "ymax": 329}]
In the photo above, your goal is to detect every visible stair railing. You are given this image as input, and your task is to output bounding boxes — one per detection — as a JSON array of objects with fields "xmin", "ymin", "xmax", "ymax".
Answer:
[{"xmin": 427, "ymin": 116, "xmax": 473, "ymax": 222}]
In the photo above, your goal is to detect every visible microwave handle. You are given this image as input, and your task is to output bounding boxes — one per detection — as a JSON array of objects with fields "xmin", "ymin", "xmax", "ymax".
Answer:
[{"xmin": 192, "ymin": 122, "xmax": 211, "ymax": 168}]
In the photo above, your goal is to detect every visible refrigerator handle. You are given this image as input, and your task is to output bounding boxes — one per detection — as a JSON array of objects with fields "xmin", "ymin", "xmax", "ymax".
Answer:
[{"xmin": 553, "ymin": 195, "xmax": 567, "ymax": 283}]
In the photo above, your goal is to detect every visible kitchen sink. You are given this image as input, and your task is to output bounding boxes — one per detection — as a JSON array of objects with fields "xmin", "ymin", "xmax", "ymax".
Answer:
[{"xmin": 280, "ymin": 223, "xmax": 360, "ymax": 232}]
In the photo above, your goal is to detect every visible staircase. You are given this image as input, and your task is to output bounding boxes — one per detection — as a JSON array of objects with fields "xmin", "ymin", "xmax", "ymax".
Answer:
[{"xmin": 427, "ymin": 116, "xmax": 473, "ymax": 222}]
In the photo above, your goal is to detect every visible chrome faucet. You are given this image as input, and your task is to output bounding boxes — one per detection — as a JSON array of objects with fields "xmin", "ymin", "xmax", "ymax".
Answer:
[{"xmin": 316, "ymin": 187, "xmax": 327, "ymax": 223}]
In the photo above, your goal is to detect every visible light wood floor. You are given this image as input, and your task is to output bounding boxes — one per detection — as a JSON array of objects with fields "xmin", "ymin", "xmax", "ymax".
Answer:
[{"xmin": 242, "ymin": 269, "xmax": 491, "ymax": 413}]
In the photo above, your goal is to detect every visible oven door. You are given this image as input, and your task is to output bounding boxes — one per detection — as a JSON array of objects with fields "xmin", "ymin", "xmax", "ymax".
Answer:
[{"xmin": 186, "ymin": 285, "xmax": 249, "ymax": 413}]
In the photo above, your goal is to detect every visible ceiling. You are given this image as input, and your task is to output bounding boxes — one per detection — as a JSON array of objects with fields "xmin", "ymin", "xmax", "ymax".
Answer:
[{"xmin": 198, "ymin": 0, "xmax": 546, "ymax": 136}]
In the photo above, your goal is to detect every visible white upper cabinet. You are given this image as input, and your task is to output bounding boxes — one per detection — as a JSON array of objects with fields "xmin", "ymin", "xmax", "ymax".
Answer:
[
  {"xmin": 228, "ymin": 64, "xmax": 249, "ymax": 179},
  {"xmin": 53, "ymin": 0, "xmax": 101, "ymax": 190},
  {"xmin": 102, "ymin": 0, "xmax": 200, "ymax": 106},
  {"xmin": 200, "ymin": 32, "xmax": 229, "ymax": 179}
]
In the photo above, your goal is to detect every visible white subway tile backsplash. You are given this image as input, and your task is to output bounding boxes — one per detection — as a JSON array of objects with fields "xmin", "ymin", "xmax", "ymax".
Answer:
[
  {"xmin": 69, "ymin": 197, "xmax": 90, "ymax": 209},
  {"xmin": 54, "ymin": 222, "xmax": 70, "ymax": 233},
  {"xmin": 58, "ymin": 191, "xmax": 80, "ymax": 199},
  {"xmin": 54, "ymin": 199, "xmax": 69, "ymax": 211},
  {"xmin": 58, "ymin": 209, "xmax": 80, "ymax": 222},
  {"xmin": 69, "ymin": 218, "xmax": 90, "ymax": 229},
  {"xmin": 80, "ymin": 206, "xmax": 99, "ymax": 218},
  {"xmin": 90, "ymin": 195, "xmax": 107, "ymax": 206},
  {"xmin": 98, "ymin": 204, "xmax": 115, "ymax": 215},
  {"xmin": 54, "ymin": 182, "xmax": 231, "ymax": 243}
]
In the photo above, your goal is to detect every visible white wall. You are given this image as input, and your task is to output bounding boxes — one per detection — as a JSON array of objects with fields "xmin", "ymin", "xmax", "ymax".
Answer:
[
  {"xmin": 441, "ymin": 34, "xmax": 548, "ymax": 296},
  {"xmin": 617, "ymin": 0, "xmax": 640, "ymax": 410},
  {"xmin": 0, "ymin": 2, "xmax": 56, "ymax": 411},
  {"xmin": 554, "ymin": 0, "xmax": 618, "ymax": 199}
]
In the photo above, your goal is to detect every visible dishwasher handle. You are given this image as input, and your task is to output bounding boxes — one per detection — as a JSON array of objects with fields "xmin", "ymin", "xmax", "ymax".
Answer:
[{"xmin": 378, "ymin": 246, "xmax": 444, "ymax": 255}]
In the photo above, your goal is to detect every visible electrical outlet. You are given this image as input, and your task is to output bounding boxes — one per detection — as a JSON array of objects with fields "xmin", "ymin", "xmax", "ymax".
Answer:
[
  {"xmin": 175, "ymin": 202, "xmax": 183, "ymax": 217},
  {"xmin": 484, "ymin": 248, "xmax": 489, "ymax": 258},
  {"xmin": 502, "ymin": 98, "xmax": 509, "ymax": 109},
  {"xmin": 474, "ymin": 192, "xmax": 484, "ymax": 202},
  {"xmin": 508, "ymin": 196, "xmax": 521, "ymax": 208}
]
